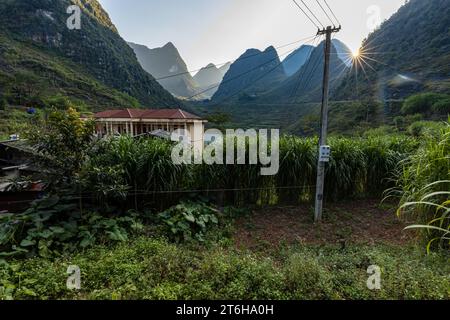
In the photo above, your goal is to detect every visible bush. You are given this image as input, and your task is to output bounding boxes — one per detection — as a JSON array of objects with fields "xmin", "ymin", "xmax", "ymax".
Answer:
[
  {"xmin": 402, "ymin": 93, "xmax": 449, "ymax": 115},
  {"xmin": 158, "ymin": 201, "xmax": 220, "ymax": 243},
  {"xmin": 0, "ymin": 195, "xmax": 144, "ymax": 259},
  {"xmin": 432, "ymin": 98, "xmax": 450, "ymax": 114},
  {"xmin": 408, "ymin": 121, "xmax": 445, "ymax": 137},
  {"xmin": 284, "ymin": 253, "xmax": 337, "ymax": 299}
]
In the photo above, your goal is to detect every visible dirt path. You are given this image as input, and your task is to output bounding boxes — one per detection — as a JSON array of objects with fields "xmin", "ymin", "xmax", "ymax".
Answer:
[{"xmin": 234, "ymin": 199, "xmax": 416, "ymax": 250}]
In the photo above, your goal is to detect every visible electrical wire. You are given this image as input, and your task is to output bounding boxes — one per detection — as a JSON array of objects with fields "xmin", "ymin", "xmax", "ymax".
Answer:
[
  {"xmin": 298, "ymin": 0, "xmax": 325, "ymax": 28},
  {"xmin": 187, "ymin": 35, "xmax": 318, "ymax": 101},
  {"xmin": 289, "ymin": 35, "xmax": 321, "ymax": 98},
  {"xmin": 292, "ymin": 0, "xmax": 321, "ymax": 29},
  {"xmin": 154, "ymin": 35, "xmax": 317, "ymax": 81},
  {"xmin": 323, "ymin": 0, "xmax": 341, "ymax": 26},
  {"xmin": 315, "ymin": 0, "xmax": 335, "ymax": 26}
]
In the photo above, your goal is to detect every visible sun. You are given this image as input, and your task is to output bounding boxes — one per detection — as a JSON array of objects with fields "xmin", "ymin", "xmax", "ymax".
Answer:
[{"xmin": 352, "ymin": 48, "xmax": 360, "ymax": 58}]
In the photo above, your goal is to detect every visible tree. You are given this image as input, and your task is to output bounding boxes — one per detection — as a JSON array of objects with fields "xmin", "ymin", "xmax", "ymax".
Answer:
[{"xmin": 27, "ymin": 107, "xmax": 95, "ymax": 186}]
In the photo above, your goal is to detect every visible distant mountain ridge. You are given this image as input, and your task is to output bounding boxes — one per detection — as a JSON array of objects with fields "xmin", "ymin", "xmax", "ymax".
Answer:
[
  {"xmin": 0, "ymin": 0, "xmax": 178, "ymax": 110},
  {"xmin": 211, "ymin": 46, "xmax": 286, "ymax": 102},
  {"xmin": 332, "ymin": 39, "xmax": 353, "ymax": 67},
  {"xmin": 193, "ymin": 63, "xmax": 229, "ymax": 99},
  {"xmin": 282, "ymin": 45, "xmax": 314, "ymax": 76},
  {"xmin": 128, "ymin": 41, "xmax": 202, "ymax": 99},
  {"xmin": 261, "ymin": 40, "xmax": 349, "ymax": 103}
]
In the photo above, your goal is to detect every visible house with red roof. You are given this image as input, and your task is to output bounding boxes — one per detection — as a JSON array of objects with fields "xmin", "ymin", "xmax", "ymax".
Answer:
[{"xmin": 92, "ymin": 108, "xmax": 207, "ymax": 153}]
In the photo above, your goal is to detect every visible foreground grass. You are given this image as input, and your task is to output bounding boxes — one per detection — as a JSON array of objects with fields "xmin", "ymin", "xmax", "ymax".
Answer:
[{"xmin": 1, "ymin": 237, "xmax": 448, "ymax": 300}]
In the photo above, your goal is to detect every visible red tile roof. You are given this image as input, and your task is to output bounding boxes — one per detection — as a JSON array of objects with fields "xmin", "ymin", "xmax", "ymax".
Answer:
[{"xmin": 94, "ymin": 108, "xmax": 201, "ymax": 120}]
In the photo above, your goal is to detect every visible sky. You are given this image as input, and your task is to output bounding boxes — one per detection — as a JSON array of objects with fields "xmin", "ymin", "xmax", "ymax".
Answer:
[{"xmin": 98, "ymin": 0, "xmax": 406, "ymax": 71}]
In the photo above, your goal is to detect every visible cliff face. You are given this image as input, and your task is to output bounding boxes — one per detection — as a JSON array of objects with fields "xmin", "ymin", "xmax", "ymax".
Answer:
[
  {"xmin": 212, "ymin": 46, "xmax": 286, "ymax": 102},
  {"xmin": 0, "ymin": 0, "xmax": 179, "ymax": 109},
  {"xmin": 129, "ymin": 42, "xmax": 202, "ymax": 99}
]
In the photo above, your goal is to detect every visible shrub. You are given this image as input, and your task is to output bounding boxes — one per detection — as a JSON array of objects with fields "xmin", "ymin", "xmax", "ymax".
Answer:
[
  {"xmin": 432, "ymin": 98, "xmax": 450, "ymax": 115},
  {"xmin": 158, "ymin": 202, "xmax": 220, "ymax": 243},
  {"xmin": 26, "ymin": 107, "xmax": 95, "ymax": 184},
  {"xmin": 0, "ymin": 195, "xmax": 144, "ymax": 259},
  {"xmin": 284, "ymin": 253, "xmax": 337, "ymax": 299},
  {"xmin": 402, "ymin": 93, "xmax": 449, "ymax": 115}
]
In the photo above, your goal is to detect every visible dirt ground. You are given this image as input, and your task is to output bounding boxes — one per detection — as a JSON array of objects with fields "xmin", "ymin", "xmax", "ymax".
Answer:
[{"xmin": 233, "ymin": 199, "xmax": 417, "ymax": 250}]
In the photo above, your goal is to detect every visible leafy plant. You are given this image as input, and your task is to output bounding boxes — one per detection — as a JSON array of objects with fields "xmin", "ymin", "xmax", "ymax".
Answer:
[
  {"xmin": 158, "ymin": 202, "xmax": 220, "ymax": 243},
  {"xmin": 0, "ymin": 195, "xmax": 144, "ymax": 258}
]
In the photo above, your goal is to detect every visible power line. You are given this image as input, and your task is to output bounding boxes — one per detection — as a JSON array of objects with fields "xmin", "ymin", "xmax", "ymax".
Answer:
[
  {"xmin": 204, "ymin": 33, "xmax": 324, "ymax": 106},
  {"xmin": 187, "ymin": 35, "xmax": 318, "ymax": 101},
  {"xmin": 299, "ymin": 0, "xmax": 325, "ymax": 28},
  {"xmin": 323, "ymin": 0, "xmax": 341, "ymax": 26},
  {"xmin": 290, "ymin": 35, "xmax": 321, "ymax": 98},
  {"xmin": 292, "ymin": 0, "xmax": 321, "ymax": 29},
  {"xmin": 154, "ymin": 35, "xmax": 317, "ymax": 82},
  {"xmin": 315, "ymin": 0, "xmax": 335, "ymax": 26},
  {"xmin": 296, "ymin": 49, "xmax": 323, "ymax": 97},
  {"xmin": 208, "ymin": 46, "xmax": 305, "ymax": 105},
  {"xmin": 292, "ymin": 36, "xmax": 324, "ymax": 98}
]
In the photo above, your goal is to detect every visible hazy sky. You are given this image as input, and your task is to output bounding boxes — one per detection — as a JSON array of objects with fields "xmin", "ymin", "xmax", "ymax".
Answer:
[{"xmin": 98, "ymin": 0, "xmax": 406, "ymax": 70}]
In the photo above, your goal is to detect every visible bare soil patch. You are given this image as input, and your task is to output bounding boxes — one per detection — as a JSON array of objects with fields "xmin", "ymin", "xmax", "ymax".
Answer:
[{"xmin": 234, "ymin": 199, "xmax": 416, "ymax": 250}]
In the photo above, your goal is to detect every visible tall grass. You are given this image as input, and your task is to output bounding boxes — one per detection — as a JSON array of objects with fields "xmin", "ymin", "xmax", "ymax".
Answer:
[
  {"xmin": 395, "ymin": 121, "xmax": 450, "ymax": 251},
  {"xmin": 83, "ymin": 135, "xmax": 418, "ymax": 209},
  {"xmin": 84, "ymin": 136, "xmax": 190, "ymax": 210}
]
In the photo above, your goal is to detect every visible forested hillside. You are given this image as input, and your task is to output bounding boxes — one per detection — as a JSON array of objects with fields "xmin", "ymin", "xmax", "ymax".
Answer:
[
  {"xmin": 0, "ymin": 0, "xmax": 178, "ymax": 110},
  {"xmin": 335, "ymin": 0, "xmax": 450, "ymax": 101}
]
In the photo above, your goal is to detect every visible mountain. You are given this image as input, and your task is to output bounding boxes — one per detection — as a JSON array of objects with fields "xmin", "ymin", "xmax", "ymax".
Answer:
[
  {"xmin": 332, "ymin": 39, "xmax": 353, "ymax": 67},
  {"xmin": 261, "ymin": 41, "xmax": 349, "ymax": 103},
  {"xmin": 211, "ymin": 46, "xmax": 286, "ymax": 102},
  {"xmin": 0, "ymin": 0, "xmax": 178, "ymax": 110},
  {"xmin": 128, "ymin": 41, "xmax": 202, "ymax": 99},
  {"xmin": 219, "ymin": 62, "xmax": 232, "ymax": 76},
  {"xmin": 282, "ymin": 45, "xmax": 314, "ymax": 76},
  {"xmin": 193, "ymin": 63, "xmax": 225, "ymax": 99},
  {"xmin": 335, "ymin": 0, "xmax": 450, "ymax": 101}
]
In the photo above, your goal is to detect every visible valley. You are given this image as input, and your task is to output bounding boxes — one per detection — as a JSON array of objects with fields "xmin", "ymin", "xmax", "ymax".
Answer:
[{"xmin": 0, "ymin": 0, "xmax": 448, "ymax": 304}]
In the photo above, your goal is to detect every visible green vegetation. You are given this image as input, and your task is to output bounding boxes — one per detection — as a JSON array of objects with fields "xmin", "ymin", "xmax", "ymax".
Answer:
[
  {"xmin": 27, "ymin": 107, "xmax": 95, "ymax": 180},
  {"xmin": 402, "ymin": 93, "xmax": 450, "ymax": 115},
  {"xmin": 0, "ymin": 196, "xmax": 143, "ymax": 258},
  {"xmin": 335, "ymin": 0, "xmax": 450, "ymax": 101},
  {"xmin": 395, "ymin": 121, "xmax": 450, "ymax": 251},
  {"xmin": 0, "ymin": 238, "xmax": 448, "ymax": 300},
  {"xmin": 0, "ymin": 108, "xmax": 448, "ymax": 300},
  {"xmin": 0, "ymin": 0, "xmax": 178, "ymax": 111},
  {"xmin": 0, "ymin": 33, "xmax": 140, "ymax": 111},
  {"xmin": 158, "ymin": 202, "xmax": 220, "ymax": 243},
  {"xmin": 193, "ymin": 93, "xmax": 448, "ymax": 137}
]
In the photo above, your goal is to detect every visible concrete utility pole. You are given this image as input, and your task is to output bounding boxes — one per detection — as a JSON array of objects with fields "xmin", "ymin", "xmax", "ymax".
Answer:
[{"xmin": 314, "ymin": 25, "xmax": 341, "ymax": 223}]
